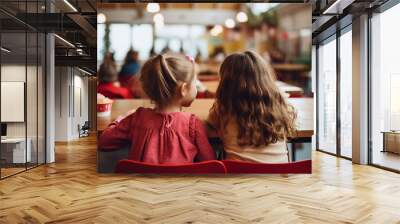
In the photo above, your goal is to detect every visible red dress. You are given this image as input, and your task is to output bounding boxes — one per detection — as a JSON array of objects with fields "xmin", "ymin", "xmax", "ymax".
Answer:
[
  {"xmin": 99, "ymin": 107, "xmax": 216, "ymax": 164},
  {"xmin": 98, "ymin": 82, "xmax": 132, "ymax": 99}
]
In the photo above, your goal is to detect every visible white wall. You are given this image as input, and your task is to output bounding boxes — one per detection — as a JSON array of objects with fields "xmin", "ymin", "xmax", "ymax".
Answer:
[
  {"xmin": 55, "ymin": 67, "xmax": 89, "ymax": 141},
  {"xmin": 55, "ymin": 66, "xmax": 70, "ymax": 141}
]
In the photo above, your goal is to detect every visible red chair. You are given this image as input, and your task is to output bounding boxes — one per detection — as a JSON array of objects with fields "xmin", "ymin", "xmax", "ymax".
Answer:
[
  {"xmin": 222, "ymin": 160, "xmax": 311, "ymax": 174},
  {"xmin": 115, "ymin": 160, "xmax": 227, "ymax": 174}
]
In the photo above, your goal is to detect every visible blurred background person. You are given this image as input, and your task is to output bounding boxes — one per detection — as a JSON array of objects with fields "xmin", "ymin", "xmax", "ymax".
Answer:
[
  {"xmin": 210, "ymin": 46, "xmax": 226, "ymax": 62},
  {"xmin": 98, "ymin": 53, "xmax": 132, "ymax": 99},
  {"xmin": 119, "ymin": 49, "xmax": 143, "ymax": 98},
  {"xmin": 97, "ymin": 3, "xmax": 311, "ymax": 97}
]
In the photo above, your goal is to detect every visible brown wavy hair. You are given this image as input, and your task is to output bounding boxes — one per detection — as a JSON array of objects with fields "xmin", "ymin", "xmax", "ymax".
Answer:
[
  {"xmin": 140, "ymin": 54, "xmax": 195, "ymax": 108},
  {"xmin": 212, "ymin": 50, "xmax": 297, "ymax": 147}
]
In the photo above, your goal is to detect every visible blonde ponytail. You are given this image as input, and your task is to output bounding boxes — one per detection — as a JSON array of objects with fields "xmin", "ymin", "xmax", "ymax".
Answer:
[{"xmin": 140, "ymin": 53, "xmax": 195, "ymax": 107}]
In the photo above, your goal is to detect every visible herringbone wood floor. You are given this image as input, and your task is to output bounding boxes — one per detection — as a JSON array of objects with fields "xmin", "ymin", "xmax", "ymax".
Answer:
[{"xmin": 1, "ymin": 135, "xmax": 400, "ymax": 224}]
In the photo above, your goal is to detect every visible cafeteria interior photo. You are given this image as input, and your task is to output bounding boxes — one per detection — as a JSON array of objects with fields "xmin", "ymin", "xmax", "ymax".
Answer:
[
  {"xmin": 1, "ymin": 1, "xmax": 400, "ymax": 223},
  {"xmin": 96, "ymin": 2, "xmax": 313, "ymax": 172}
]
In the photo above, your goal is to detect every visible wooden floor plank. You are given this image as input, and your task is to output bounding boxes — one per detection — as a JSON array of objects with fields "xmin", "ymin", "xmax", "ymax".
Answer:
[{"xmin": 0, "ymin": 135, "xmax": 399, "ymax": 223}]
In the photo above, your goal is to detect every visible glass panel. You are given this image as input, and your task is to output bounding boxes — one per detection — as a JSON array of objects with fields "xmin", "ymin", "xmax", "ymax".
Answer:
[
  {"xmin": 317, "ymin": 37, "xmax": 337, "ymax": 154},
  {"xmin": 312, "ymin": 45, "xmax": 317, "ymax": 151},
  {"xmin": 153, "ymin": 25, "xmax": 207, "ymax": 59},
  {"xmin": 371, "ymin": 4, "xmax": 400, "ymax": 171},
  {"xmin": 97, "ymin": 23, "xmax": 105, "ymax": 62},
  {"xmin": 38, "ymin": 33, "xmax": 45, "ymax": 165},
  {"xmin": 109, "ymin": 24, "xmax": 131, "ymax": 62},
  {"xmin": 132, "ymin": 24, "xmax": 153, "ymax": 60},
  {"xmin": 0, "ymin": 1, "xmax": 46, "ymax": 178},
  {"xmin": 1, "ymin": 29, "xmax": 28, "ymax": 178},
  {"xmin": 339, "ymin": 29, "xmax": 352, "ymax": 158},
  {"xmin": 27, "ymin": 30, "xmax": 38, "ymax": 169},
  {"xmin": 154, "ymin": 38, "xmax": 168, "ymax": 55}
]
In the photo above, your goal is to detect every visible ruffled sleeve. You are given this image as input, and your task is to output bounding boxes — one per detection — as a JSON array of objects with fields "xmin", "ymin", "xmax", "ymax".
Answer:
[{"xmin": 99, "ymin": 108, "xmax": 140, "ymax": 150}]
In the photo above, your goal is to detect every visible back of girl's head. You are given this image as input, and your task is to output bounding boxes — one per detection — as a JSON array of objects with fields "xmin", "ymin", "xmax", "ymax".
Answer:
[
  {"xmin": 98, "ymin": 61, "xmax": 118, "ymax": 83},
  {"xmin": 140, "ymin": 54, "xmax": 194, "ymax": 107},
  {"xmin": 124, "ymin": 49, "xmax": 139, "ymax": 64},
  {"xmin": 214, "ymin": 50, "xmax": 296, "ymax": 146}
]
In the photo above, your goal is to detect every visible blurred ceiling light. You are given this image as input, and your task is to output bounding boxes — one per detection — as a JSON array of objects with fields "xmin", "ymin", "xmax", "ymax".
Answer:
[
  {"xmin": 54, "ymin": 34, "xmax": 75, "ymax": 48},
  {"xmin": 210, "ymin": 25, "xmax": 223, "ymax": 36},
  {"xmin": 147, "ymin": 3, "xmax": 160, "ymax": 13},
  {"xmin": 225, "ymin": 18, "xmax": 235, "ymax": 29},
  {"xmin": 63, "ymin": 0, "xmax": 78, "ymax": 12},
  {"xmin": 236, "ymin": 12, "xmax": 248, "ymax": 23},
  {"xmin": 97, "ymin": 13, "xmax": 106, "ymax": 24},
  {"xmin": 153, "ymin": 13, "xmax": 164, "ymax": 28},
  {"xmin": 214, "ymin": 25, "xmax": 223, "ymax": 34},
  {"xmin": 1, "ymin": 47, "xmax": 11, "ymax": 53}
]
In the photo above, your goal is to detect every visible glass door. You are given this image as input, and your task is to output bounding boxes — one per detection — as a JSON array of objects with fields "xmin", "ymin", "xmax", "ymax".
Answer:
[
  {"xmin": 1, "ymin": 28, "xmax": 28, "ymax": 178},
  {"xmin": 0, "ymin": 1, "xmax": 46, "ymax": 179},
  {"xmin": 317, "ymin": 35, "xmax": 337, "ymax": 154},
  {"xmin": 370, "ymin": 3, "xmax": 400, "ymax": 171},
  {"xmin": 339, "ymin": 27, "xmax": 352, "ymax": 158}
]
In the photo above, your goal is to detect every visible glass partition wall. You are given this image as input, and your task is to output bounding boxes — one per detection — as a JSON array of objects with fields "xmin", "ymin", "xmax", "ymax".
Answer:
[
  {"xmin": 339, "ymin": 27, "xmax": 352, "ymax": 159},
  {"xmin": 316, "ymin": 26, "xmax": 352, "ymax": 159},
  {"xmin": 370, "ymin": 3, "xmax": 400, "ymax": 171},
  {"xmin": 0, "ymin": 2, "xmax": 46, "ymax": 179},
  {"xmin": 317, "ymin": 35, "xmax": 337, "ymax": 155}
]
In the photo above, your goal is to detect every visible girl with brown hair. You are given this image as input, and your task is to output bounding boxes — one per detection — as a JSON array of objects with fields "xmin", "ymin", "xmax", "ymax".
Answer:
[
  {"xmin": 100, "ymin": 54, "xmax": 216, "ymax": 164},
  {"xmin": 207, "ymin": 50, "xmax": 297, "ymax": 163},
  {"xmin": 97, "ymin": 53, "xmax": 132, "ymax": 99},
  {"xmin": 119, "ymin": 49, "xmax": 143, "ymax": 98}
]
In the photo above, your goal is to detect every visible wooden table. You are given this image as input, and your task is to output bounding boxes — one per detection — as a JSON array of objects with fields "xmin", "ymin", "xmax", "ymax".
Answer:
[
  {"xmin": 199, "ymin": 79, "xmax": 303, "ymax": 95},
  {"xmin": 272, "ymin": 63, "xmax": 310, "ymax": 72},
  {"xmin": 381, "ymin": 131, "xmax": 400, "ymax": 154},
  {"xmin": 202, "ymin": 81, "xmax": 219, "ymax": 93},
  {"xmin": 97, "ymin": 98, "xmax": 313, "ymax": 138},
  {"xmin": 276, "ymin": 81, "xmax": 304, "ymax": 95},
  {"xmin": 198, "ymin": 62, "xmax": 310, "ymax": 74}
]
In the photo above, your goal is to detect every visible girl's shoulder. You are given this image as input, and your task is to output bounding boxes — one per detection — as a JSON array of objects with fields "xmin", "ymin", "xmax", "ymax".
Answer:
[
  {"xmin": 135, "ymin": 107, "xmax": 197, "ymax": 120},
  {"xmin": 172, "ymin": 111, "xmax": 198, "ymax": 122}
]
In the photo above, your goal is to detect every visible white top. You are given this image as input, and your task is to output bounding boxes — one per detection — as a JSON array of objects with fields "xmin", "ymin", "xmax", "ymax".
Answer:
[{"xmin": 207, "ymin": 111, "xmax": 289, "ymax": 163}]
